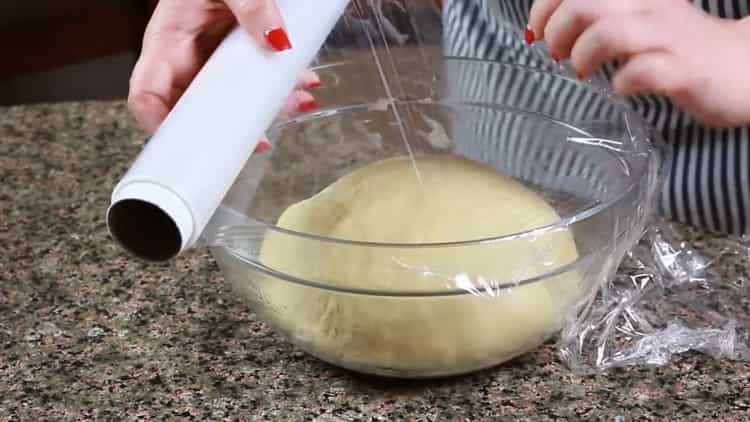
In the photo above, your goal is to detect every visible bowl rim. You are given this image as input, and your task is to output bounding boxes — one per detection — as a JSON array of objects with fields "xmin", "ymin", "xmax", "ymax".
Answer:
[
  {"xmin": 213, "ymin": 58, "xmax": 659, "ymax": 294},
  {"xmin": 234, "ymin": 57, "xmax": 657, "ymax": 249}
]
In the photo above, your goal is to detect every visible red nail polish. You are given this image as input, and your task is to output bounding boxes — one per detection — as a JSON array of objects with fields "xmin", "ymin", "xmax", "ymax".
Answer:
[
  {"xmin": 256, "ymin": 139, "xmax": 273, "ymax": 153},
  {"xmin": 306, "ymin": 80, "xmax": 323, "ymax": 89},
  {"xmin": 576, "ymin": 73, "xmax": 584, "ymax": 80},
  {"xmin": 524, "ymin": 26, "xmax": 535, "ymax": 44},
  {"xmin": 298, "ymin": 99, "xmax": 318, "ymax": 112},
  {"xmin": 265, "ymin": 27, "xmax": 292, "ymax": 51}
]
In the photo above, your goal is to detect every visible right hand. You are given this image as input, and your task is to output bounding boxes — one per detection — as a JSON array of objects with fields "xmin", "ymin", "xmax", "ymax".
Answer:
[
  {"xmin": 527, "ymin": 0, "xmax": 750, "ymax": 127},
  {"xmin": 128, "ymin": 0, "xmax": 321, "ymax": 151}
]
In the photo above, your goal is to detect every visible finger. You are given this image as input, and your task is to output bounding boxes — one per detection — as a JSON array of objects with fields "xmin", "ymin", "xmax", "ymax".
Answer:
[
  {"xmin": 544, "ymin": 0, "xmax": 651, "ymax": 61},
  {"xmin": 258, "ymin": 88, "xmax": 318, "ymax": 154},
  {"xmin": 612, "ymin": 52, "xmax": 680, "ymax": 97},
  {"xmin": 295, "ymin": 70, "xmax": 322, "ymax": 89},
  {"xmin": 261, "ymin": 90, "xmax": 317, "ymax": 154},
  {"xmin": 223, "ymin": 0, "xmax": 291, "ymax": 51},
  {"xmin": 278, "ymin": 90, "xmax": 317, "ymax": 120},
  {"xmin": 255, "ymin": 138, "xmax": 273, "ymax": 153},
  {"xmin": 527, "ymin": 0, "xmax": 564, "ymax": 41},
  {"xmin": 570, "ymin": 13, "xmax": 665, "ymax": 79},
  {"xmin": 128, "ymin": 0, "xmax": 233, "ymax": 133},
  {"xmin": 128, "ymin": 90, "xmax": 170, "ymax": 134}
]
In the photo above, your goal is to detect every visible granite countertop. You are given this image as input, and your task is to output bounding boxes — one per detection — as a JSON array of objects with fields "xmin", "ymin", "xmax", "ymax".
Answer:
[{"xmin": 2, "ymin": 100, "xmax": 750, "ymax": 420}]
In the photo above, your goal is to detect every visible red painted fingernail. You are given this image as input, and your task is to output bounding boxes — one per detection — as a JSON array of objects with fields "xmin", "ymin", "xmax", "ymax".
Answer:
[
  {"xmin": 265, "ymin": 27, "xmax": 292, "ymax": 51},
  {"xmin": 524, "ymin": 26, "xmax": 535, "ymax": 44},
  {"xmin": 576, "ymin": 73, "xmax": 584, "ymax": 80},
  {"xmin": 298, "ymin": 99, "xmax": 318, "ymax": 112},
  {"xmin": 255, "ymin": 139, "xmax": 272, "ymax": 153},
  {"xmin": 306, "ymin": 80, "xmax": 323, "ymax": 89}
]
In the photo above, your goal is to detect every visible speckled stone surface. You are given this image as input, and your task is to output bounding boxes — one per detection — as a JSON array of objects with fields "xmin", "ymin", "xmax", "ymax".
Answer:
[{"xmin": 1, "ymin": 101, "xmax": 750, "ymax": 420}]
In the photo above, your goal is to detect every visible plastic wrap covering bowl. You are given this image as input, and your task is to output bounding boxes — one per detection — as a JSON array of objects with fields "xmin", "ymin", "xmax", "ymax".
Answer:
[{"xmin": 205, "ymin": 56, "xmax": 661, "ymax": 379}]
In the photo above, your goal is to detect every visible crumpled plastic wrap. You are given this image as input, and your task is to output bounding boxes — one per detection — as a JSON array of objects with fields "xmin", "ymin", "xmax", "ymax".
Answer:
[{"xmin": 558, "ymin": 217, "xmax": 750, "ymax": 372}]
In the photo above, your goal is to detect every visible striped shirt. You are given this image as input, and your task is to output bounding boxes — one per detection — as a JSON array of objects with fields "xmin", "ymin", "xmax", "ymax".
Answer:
[{"xmin": 443, "ymin": 0, "xmax": 750, "ymax": 235}]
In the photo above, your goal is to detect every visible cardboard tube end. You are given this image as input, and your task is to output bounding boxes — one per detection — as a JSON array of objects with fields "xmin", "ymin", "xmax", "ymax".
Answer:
[{"xmin": 108, "ymin": 183, "xmax": 194, "ymax": 262}]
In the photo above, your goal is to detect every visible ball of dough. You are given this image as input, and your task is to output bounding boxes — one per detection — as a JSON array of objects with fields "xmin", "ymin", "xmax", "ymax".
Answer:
[{"xmin": 253, "ymin": 156, "xmax": 581, "ymax": 376}]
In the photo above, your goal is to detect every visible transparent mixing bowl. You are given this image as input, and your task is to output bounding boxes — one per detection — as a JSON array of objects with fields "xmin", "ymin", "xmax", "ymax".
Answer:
[{"xmin": 206, "ymin": 56, "xmax": 661, "ymax": 378}]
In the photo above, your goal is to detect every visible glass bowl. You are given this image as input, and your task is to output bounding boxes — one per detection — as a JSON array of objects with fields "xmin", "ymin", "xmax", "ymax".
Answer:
[{"xmin": 206, "ymin": 57, "xmax": 661, "ymax": 378}]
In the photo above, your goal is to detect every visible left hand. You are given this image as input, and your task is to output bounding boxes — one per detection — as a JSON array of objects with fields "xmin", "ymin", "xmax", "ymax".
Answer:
[
  {"xmin": 527, "ymin": 0, "xmax": 750, "ymax": 127},
  {"xmin": 129, "ymin": 0, "xmax": 320, "ymax": 138}
]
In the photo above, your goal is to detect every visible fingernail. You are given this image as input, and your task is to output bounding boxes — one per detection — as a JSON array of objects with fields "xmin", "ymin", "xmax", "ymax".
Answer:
[
  {"xmin": 551, "ymin": 53, "xmax": 560, "ymax": 63},
  {"xmin": 524, "ymin": 26, "xmax": 535, "ymax": 44},
  {"xmin": 306, "ymin": 80, "xmax": 323, "ymax": 89},
  {"xmin": 576, "ymin": 73, "xmax": 584, "ymax": 80},
  {"xmin": 298, "ymin": 99, "xmax": 319, "ymax": 112},
  {"xmin": 256, "ymin": 139, "xmax": 273, "ymax": 153},
  {"xmin": 265, "ymin": 27, "xmax": 292, "ymax": 51}
]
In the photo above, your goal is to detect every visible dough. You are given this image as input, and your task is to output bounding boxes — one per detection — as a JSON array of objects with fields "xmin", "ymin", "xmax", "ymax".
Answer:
[{"xmin": 254, "ymin": 156, "xmax": 581, "ymax": 376}]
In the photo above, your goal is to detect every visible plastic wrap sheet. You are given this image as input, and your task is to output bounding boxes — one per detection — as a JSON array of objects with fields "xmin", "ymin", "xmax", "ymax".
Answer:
[
  {"xmin": 207, "ymin": 0, "xmax": 750, "ymax": 375},
  {"xmin": 558, "ymin": 217, "xmax": 750, "ymax": 372}
]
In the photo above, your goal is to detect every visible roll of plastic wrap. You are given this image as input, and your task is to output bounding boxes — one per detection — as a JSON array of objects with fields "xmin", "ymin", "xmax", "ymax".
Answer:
[{"xmin": 107, "ymin": 0, "xmax": 350, "ymax": 262}]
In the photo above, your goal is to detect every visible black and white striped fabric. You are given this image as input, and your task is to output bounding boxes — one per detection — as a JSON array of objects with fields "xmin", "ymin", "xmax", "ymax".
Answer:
[{"xmin": 442, "ymin": 0, "xmax": 750, "ymax": 235}]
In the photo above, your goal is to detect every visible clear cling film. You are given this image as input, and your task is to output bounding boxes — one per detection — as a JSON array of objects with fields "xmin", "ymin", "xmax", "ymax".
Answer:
[
  {"xmin": 197, "ymin": 0, "xmax": 748, "ymax": 376},
  {"xmin": 558, "ymin": 218, "xmax": 750, "ymax": 372}
]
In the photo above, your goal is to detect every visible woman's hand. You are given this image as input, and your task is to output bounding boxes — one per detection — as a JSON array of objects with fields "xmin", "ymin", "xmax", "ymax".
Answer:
[
  {"xmin": 128, "ymin": 0, "xmax": 320, "ymax": 147},
  {"xmin": 527, "ymin": 0, "xmax": 750, "ymax": 127}
]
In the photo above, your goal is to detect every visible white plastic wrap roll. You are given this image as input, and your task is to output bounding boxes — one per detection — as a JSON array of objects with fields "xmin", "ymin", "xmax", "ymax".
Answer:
[{"xmin": 108, "ymin": 0, "xmax": 351, "ymax": 262}]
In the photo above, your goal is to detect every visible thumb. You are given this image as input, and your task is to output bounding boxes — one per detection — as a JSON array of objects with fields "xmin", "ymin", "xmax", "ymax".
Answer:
[{"xmin": 223, "ymin": 0, "xmax": 291, "ymax": 51}]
